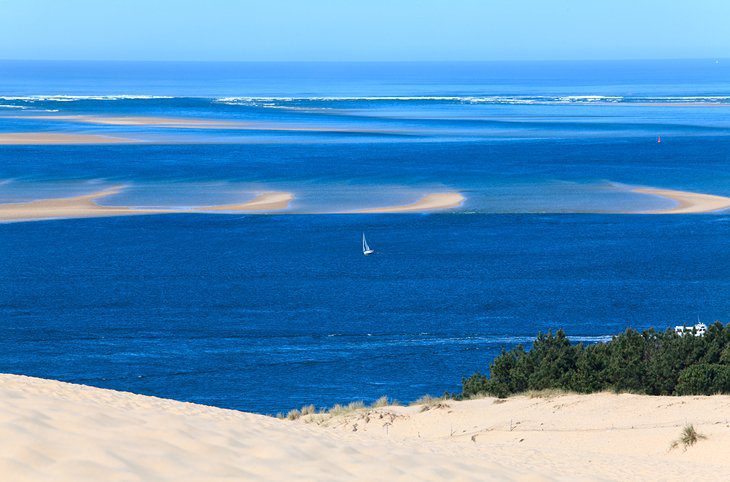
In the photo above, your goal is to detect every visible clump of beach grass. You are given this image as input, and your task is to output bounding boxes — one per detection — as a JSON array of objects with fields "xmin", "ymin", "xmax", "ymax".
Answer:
[
  {"xmin": 328, "ymin": 400, "xmax": 366, "ymax": 417},
  {"xmin": 284, "ymin": 404, "xmax": 318, "ymax": 421},
  {"xmin": 525, "ymin": 388, "xmax": 574, "ymax": 399},
  {"xmin": 300, "ymin": 404, "xmax": 316, "ymax": 416},
  {"xmin": 670, "ymin": 424, "xmax": 706, "ymax": 451},
  {"xmin": 410, "ymin": 394, "xmax": 452, "ymax": 412},
  {"xmin": 370, "ymin": 396, "xmax": 400, "ymax": 408}
]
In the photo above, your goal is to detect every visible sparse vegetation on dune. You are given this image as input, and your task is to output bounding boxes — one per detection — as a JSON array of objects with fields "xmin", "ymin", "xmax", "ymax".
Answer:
[
  {"xmin": 410, "ymin": 394, "xmax": 452, "ymax": 412},
  {"xmin": 281, "ymin": 396, "xmax": 408, "ymax": 422},
  {"xmin": 282, "ymin": 323, "xmax": 730, "ymax": 422},
  {"xmin": 670, "ymin": 424, "xmax": 706, "ymax": 451},
  {"xmin": 462, "ymin": 322, "xmax": 730, "ymax": 398}
]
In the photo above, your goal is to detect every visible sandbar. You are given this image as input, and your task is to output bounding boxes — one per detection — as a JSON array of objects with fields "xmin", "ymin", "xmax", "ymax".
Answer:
[
  {"xmin": 632, "ymin": 187, "xmax": 730, "ymax": 214},
  {"xmin": 9, "ymin": 115, "xmax": 399, "ymax": 134},
  {"xmin": 351, "ymin": 192, "xmax": 465, "ymax": 213},
  {"xmin": 0, "ymin": 188, "xmax": 293, "ymax": 222},
  {"xmin": 0, "ymin": 133, "xmax": 136, "ymax": 145}
]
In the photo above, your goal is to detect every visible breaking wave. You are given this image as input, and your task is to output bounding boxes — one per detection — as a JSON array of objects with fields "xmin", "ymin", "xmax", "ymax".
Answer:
[
  {"xmin": 215, "ymin": 95, "xmax": 730, "ymax": 107},
  {"xmin": 0, "ymin": 95, "xmax": 175, "ymax": 102}
]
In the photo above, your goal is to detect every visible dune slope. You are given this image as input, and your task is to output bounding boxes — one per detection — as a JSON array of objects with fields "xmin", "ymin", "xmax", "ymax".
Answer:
[{"xmin": 1, "ymin": 374, "xmax": 729, "ymax": 481}]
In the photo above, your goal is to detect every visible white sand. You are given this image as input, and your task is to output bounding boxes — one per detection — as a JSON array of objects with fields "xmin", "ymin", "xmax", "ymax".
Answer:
[
  {"xmin": 0, "ymin": 375, "xmax": 511, "ymax": 481},
  {"xmin": 632, "ymin": 187, "xmax": 730, "ymax": 213},
  {"xmin": 0, "ymin": 188, "xmax": 293, "ymax": 222},
  {"xmin": 1, "ymin": 375, "xmax": 728, "ymax": 481},
  {"xmin": 306, "ymin": 393, "xmax": 730, "ymax": 481},
  {"xmin": 351, "ymin": 193, "xmax": 465, "ymax": 213}
]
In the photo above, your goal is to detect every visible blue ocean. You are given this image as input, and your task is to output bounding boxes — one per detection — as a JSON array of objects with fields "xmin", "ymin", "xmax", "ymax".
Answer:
[{"xmin": 0, "ymin": 60, "xmax": 729, "ymax": 413}]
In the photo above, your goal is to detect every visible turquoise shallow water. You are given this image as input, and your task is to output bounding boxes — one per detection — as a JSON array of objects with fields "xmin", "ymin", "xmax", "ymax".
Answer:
[
  {"xmin": 0, "ymin": 60, "xmax": 730, "ymax": 211},
  {"xmin": 0, "ymin": 61, "xmax": 728, "ymax": 412}
]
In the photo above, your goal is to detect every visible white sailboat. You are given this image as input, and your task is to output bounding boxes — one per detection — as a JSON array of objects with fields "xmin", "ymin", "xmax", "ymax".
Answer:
[{"xmin": 362, "ymin": 232, "xmax": 375, "ymax": 256}]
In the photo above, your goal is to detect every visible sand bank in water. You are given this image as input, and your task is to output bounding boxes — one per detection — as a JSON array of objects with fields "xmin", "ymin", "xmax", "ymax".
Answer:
[
  {"xmin": 0, "ymin": 188, "xmax": 293, "ymax": 222},
  {"xmin": 1, "ymin": 374, "xmax": 729, "ymax": 481},
  {"xmin": 9, "ymin": 115, "xmax": 398, "ymax": 134},
  {"xmin": 0, "ymin": 133, "xmax": 136, "ymax": 144},
  {"xmin": 633, "ymin": 187, "xmax": 730, "ymax": 213},
  {"xmin": 351, "ymin": 193, "xmax": 465, "ymax": 213}
]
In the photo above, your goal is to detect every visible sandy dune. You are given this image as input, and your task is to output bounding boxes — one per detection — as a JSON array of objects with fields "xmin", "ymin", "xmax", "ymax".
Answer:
[
  {"xmin": 632, "ymin": 187, "xmax": 730, "ymax": 213},
  {"xmin": 306, "ymin": 393, "xmax": 730, "ymax": 481},
  {"xmin": 0, "ymin": 375, "xmax": 511, "ymax": 482},
  {"xmin": 0, "ymin": 188, "xmax": 293, "ymax": 222},
  {"xmin": 351, "ymin": 193, "xmax": 465, "ymax": 213},
  {"xmin": 0, "ymin": 133, "xmax": 136, "ymax": 144},
  {"xmin": 1, "ymin": 375, "xmax": 729, "ymax": 481}
]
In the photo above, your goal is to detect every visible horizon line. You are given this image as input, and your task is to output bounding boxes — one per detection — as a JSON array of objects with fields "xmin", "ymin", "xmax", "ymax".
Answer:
[{"xmin": 0, "ymin": 57, "xmax": 727, "ymax": 64}]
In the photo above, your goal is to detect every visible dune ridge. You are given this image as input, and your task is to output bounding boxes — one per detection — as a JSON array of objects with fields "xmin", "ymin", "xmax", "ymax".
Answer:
[
  {"xmin": 0, "ymin": 188, "xmax": 293, "ymax": 222},
  {"xmin": 0, "ymin": 374, "xmax": 510, "ymax": 481},
  {"xmin": 1, "ymin": 374, "xmax": 729, "ymax": 481},
  {"xmin": 632, "ymin": 187, "xmax": 730, "ymax": 213}
]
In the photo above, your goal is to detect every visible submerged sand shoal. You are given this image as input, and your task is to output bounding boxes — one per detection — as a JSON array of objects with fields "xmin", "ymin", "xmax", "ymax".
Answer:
[
  {"xmin": 1, "ymin": 374, "xmax": 729, "ymax": 481},
  {"xmin": 0, "ymin": 188, "xmax": 465, "ymax": 222},
  {"xmin": 632, "ymin": 187, "xmax": 730, "ymax": 213},
  {"xmin": 350, "ymin": 193, "xmax": 465, "ymax": 213},
  {"xmin": 3, "ymin": 115, "xmax": 402, "ymax": 134},
  {"xmin": 3, "ymin": 184, "xmax": 730, "ymax": 221},
  {"xmin": 0, "ymin": 133, "xmax": 137, "ymax": 145},
  {"xmin": 0, "ymin": 188, "xmax": 293, "ymax": 222}
]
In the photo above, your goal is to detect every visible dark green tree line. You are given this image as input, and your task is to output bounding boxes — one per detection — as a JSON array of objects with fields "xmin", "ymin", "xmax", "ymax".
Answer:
[{"xmin": 462, "ymin": 322, "xmax": 730, "ymax": 398}]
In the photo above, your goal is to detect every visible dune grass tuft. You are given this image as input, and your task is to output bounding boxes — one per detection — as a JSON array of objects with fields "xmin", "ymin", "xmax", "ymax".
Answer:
[
  {"xmin": 300, "ymin": 404, "xmax": 316, "ymax": 416},
  {"xmin": 371, "ymin": 396, "xmax": 390, "ymax": 408},
  {"xmin": 670, "ymin": 424, "xmax": 706, "ymax": 451},
  {"xmin": 328, "ymin": 400, "xmax": 366, "ymax": 417},
  {"xmin": 410, "ymin": 394, "xmax": 452, "ymax": 412},
  {"xmin": 525, "ymin": 388, "xmax": 574, "ymax": 399}
]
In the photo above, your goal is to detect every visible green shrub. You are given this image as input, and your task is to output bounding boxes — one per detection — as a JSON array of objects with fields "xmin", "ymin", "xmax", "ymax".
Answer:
[
  {"xmin": 676, "ymin": 364, "xmax": 730, "ymax": 395},
  {"xmin": 462, "ymin": 322, "xmax": 730, "ymax": 398}
]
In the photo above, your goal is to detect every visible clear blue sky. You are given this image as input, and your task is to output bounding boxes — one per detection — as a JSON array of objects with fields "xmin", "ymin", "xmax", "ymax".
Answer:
[{"xmin": 1, "ymin": 0, "xmax": 728, "ymax": 61}]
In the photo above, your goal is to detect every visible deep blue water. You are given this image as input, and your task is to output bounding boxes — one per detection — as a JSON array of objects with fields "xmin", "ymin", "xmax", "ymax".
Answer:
[
  {"xmin": 0, "ymin": 61, "xmax": 729, "ymax": 413},
  {"xmin": 0, "ymin": 214, "xmax": 728, "ymax": 413}
]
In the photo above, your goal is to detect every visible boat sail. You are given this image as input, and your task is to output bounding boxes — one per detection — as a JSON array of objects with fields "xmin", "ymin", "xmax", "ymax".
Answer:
[{"xmin": 362, "ymin": 233, "xmax": 375, "ymax": 256}]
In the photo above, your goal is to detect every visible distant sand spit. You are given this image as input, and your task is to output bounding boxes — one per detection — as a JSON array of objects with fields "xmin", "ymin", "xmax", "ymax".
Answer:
[
  {"xmin": 19, "ymin": 115, "xmax": 244, "ymax": 128},
  {"xmin": 197, "ymin": 192, "xmax": 293, "ymax": 212},
  {"xmin": 350, "ymin": 193, "xmax": 465, "ymax": 213},
  {"xmin": 2, "ymin": 374, "xmax": 730, "ymax": 481},
  {"xmin": 0, "ymin": 189, "xmax": 464, "ymax": 222},
  {"xmin": 0, "ymin": 188, "xmax": 293, "ymax": 222},
  {"xmin": 0, "ymin": 133, "xmax": 136, "ymax": 145},
  {"xmin": 6, "ymin": 115, "xmax": 399, "ymax": 134},
  {"xmin": 632, "ymin": 187, "xmax": 730, "ymax": 213}
]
